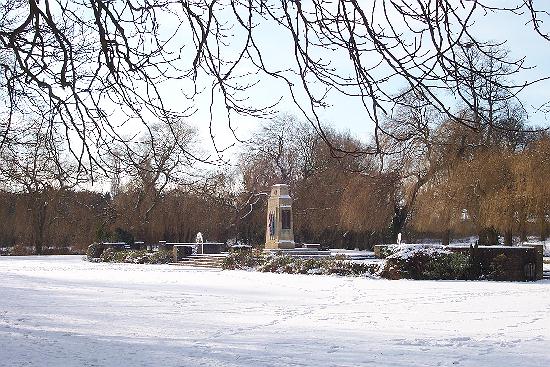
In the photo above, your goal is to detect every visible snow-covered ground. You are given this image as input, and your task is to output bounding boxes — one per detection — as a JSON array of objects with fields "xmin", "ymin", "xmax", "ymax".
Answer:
[{"xmin": 1, "ymin": 256, "xmax": 549, "ymax": 367}]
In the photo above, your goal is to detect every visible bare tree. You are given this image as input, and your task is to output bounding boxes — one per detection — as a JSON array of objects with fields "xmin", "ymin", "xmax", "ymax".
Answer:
[
  {"xmin": 240, "ymin": 115, "xmax": 305, "ymax": 187},
  {"xmin": 381, "ymin": 89, "xmax": 447, "ymax": 241},
  {"xmin": 1, "ymin": 0, "xmax": 548, "ymax": 178},
  {"xmin": 0, "ymin": 119, "xmax": 77, "ymax": 253},
  {"xmin": 110, "ymin": 119, "xmax": 199, "ymax": 239}
]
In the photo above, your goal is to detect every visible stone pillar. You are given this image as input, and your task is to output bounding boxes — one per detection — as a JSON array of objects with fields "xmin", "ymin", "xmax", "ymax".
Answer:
[{"xmin": 265, "ymin": 184, "xmax": 295, "ymax": 249}]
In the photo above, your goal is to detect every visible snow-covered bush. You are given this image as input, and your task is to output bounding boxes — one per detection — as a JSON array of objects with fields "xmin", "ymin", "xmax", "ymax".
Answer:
[
  {"xmin": 381, "ymin": 245, "xmax": 471, "ymax": 280},
  {"xmin": 99, "ymin": 247, "xmax": 125, "ymax": 262},
  {"xmin": 98, "ymin": 248, "xmax": 173, "ymax": 264},
  {"xmin": 378, "ymin": 245, "xmax": 399, "ymax": 258},
  {"xmin": 259, "ymin": 255, "xmax": 295, "ymax": 273},
  {"xmin": 149, "ymin": 250, "xmax": 173, "ymax": 264},
  {"xmin": 222, "ymin": 249, "xmax": 265, "ymax": 270},
  {"xmin": 223, "ymin": 250, "xmax": 380, "ymax": 277},
  {"xmin": 86, "ymin": 243, "xmax": 105, "ymax": 260},
  {"xmin": 10, "ymin": 244, "xmax": 33, "ymax": 256}
]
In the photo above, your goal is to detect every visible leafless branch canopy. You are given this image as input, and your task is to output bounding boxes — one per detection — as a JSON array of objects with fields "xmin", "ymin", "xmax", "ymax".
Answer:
[{"xmin": 1, "ymin": 0, "xmax": 548, "ymax": 179}]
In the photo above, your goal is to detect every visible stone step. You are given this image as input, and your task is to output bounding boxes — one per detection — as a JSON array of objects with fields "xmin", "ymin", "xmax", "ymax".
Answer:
[
  {"xmin": 346, "ymin": 255, "xmax": 376, "ymax": 260},
  {"xmin": 169, "ymin": 262, "xmax": 222, "ymax": 268},
  {"xmin": 265, "ymin": 249, "xmax": 332, "ymax": 257},
  {"xmin": 186, "ymin": 254, "xmax": 228, "ymax": 259},
  {"xmin": 173, "ymin": 254, "xmax": 227, "ymax": 268}
]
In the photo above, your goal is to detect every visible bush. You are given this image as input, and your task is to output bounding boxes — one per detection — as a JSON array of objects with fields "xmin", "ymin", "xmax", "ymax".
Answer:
[
  {"xmin": 87, "ymin": 243, "xmax": 106, "ymax": 260},
  {"xmin": 99, "ymin": 247, "xmax": 122, "ymax": 262},
  {"xmin": 222, "ymin": 249, "xmax": 265, "ymax": 270},
  {"xmin": 96, "ymin": 248, "xmax": 173, "ymax": 264},
  {"xmin": 259, "ymin": 255, "xmax": 295, "ymax": 273},
  {"xmin": 10, "ymin": 244, "xmax": 33, "ymax": 256},
  {"xmin": 149, "ymin": 250, "xmax": 173, "ymax": 264},
  {"xmin": 222, "ymin": 250, "xmax": 380, "ymax": 277},
  {"xmin": 381, "ymin": 245, "xmax": 471, "ymax": 280},
  {"xmin": 379, "ymin": 245, "xmax": 398, "ymax": 258}
]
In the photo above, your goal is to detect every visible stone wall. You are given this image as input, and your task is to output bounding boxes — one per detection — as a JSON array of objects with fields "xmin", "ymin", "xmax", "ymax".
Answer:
[{"xmin": 450, "ymin": 245, "xmax": 542, "ymax": 281}]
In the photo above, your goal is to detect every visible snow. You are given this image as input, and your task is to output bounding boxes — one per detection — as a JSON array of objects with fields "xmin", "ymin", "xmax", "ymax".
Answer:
[
  {"xmin": 1, "ymin": 256, "xmax": 549, "ymax": 367},
  {"xmin": 386, "ymin": 244, "xmax": 452, "ymax": 260}
]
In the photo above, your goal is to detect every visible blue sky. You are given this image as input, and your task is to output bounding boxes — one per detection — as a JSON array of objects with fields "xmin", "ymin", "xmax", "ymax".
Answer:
[
  {"xmin": 182, "ymin": 2, "xmax": 550, "ymax": 162},
  {"xmin": 93, "ymin": 1, "xmax": 550, "ymax": 165}
]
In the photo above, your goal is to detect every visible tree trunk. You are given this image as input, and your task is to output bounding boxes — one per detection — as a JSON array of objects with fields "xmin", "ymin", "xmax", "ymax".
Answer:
[
  {"xmin": 488, "ymin": 229, "xmax": 499, "ymax": 246},
  {"xmin": 34, "ymin": 196, "xmax": 47, "ymax": 255},
  {"xmin": 519, "ymin": 212, "xmax": 527, "ymax": 242},
  {"xmin": 442, "ymin": 229, "xmax": 450, "ymax": 246},
  {"xmin": 504, "ymin": 230, "xmax": 513, "ymax": 246},
  {"xmin": 391, "ymin": 205, "xmax": 408, "ymax": 244},
  {"xmin": 538, "ymin": 214, "xmax": 547, "ymax": 241},
  {"xmin": 477, "ymin": 228, "xmax": 487, "ymax": 246},
  {"xmin": 478, "ymin": 227, "xmax": 499, "ymax": 246}
]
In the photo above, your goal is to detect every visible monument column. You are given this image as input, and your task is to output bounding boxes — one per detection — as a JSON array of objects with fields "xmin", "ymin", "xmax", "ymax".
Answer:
[{"xmin": 265, "ymin": 184, "xmax": 295, "ymax": 250}]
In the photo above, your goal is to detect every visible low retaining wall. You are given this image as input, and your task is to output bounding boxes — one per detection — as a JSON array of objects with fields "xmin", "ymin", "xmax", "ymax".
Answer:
[{"xmin": 449, "ymin": 245, "xmax": 543, "ymax": 281}]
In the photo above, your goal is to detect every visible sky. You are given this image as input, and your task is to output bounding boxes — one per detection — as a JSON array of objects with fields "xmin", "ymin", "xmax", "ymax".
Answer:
[
  {"xmin": 178, "ymin": 1, "xmax": 550, "ymax": 163},
  {"xmin": 10, "ymin": 0, "xmax": 548, "ymax": 192}
]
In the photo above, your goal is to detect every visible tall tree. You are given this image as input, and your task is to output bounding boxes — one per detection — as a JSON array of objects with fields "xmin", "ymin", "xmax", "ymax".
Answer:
[
  {"xmin": 0, "ymin": 120, "xmax": 76, "ymax": 253},
  {"xmin": 1, "ymin": 1, "xmax": 548, "ymax": 178}
]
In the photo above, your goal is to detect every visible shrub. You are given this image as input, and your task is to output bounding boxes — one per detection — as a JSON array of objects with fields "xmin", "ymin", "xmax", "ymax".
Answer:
[
  {"xmin": 423, "ymin": 252, "xmax": 470, "ymax": 280},
  {"xmin": 98, "ymin": 249, "xmax": 173, "ymax": 264},
  {"xmin": 221, "ymin": 250, "xmax": 380, "ymax": 277},
  {"xmin": 222, "ymin": 249, "xmax": 265, "ymax": 270},
  {"xmin": 379, "ymin": 245, "xmax": 398, "ymax": 258},
  {"xmin": 87, "ymin": 243, "xmax": 106, "ymax": 260},
  {"xmin": 224, "ymin": 251, "xmax": 380, "ymax": 277},
  {"xmin": 10, "ymin": 244, "xmax": 33, "ymax": 256},
  {"xmin": 328, "ymin": 261, "xmax": 380, "ymax": 277},
  {"xmin": 381, "ymin": 245, "xmax": 471, "ymax": 280},
  {"xmin": 99, "ymin": 247, "xmax": 119, "ymax": 262},
  {"xmin": 149, "ymin": 250, "xmax": 173, "ymax": 264},
  {"xmin": 259, "ymin": 255, "xmax": 295, "ymax": 273}
]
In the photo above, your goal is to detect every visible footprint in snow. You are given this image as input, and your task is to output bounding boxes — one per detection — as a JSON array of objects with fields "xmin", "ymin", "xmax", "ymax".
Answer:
[{"xmin": 328, "ymin": 345, "xmax": 341, "ymax": 353}]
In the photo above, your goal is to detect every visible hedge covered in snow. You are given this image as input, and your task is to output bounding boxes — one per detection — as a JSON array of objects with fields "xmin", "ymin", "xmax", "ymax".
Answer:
[
  {"xmin": 380, "ymin": 245, "xmax": 471, "ymax": 280},
  {"xmin": 86, "ymin": 243, "xmax": 172, "ymax": 264},
  {"xmin": 222, "ymin": 250, "xmax": 380, "ymax": 277}
]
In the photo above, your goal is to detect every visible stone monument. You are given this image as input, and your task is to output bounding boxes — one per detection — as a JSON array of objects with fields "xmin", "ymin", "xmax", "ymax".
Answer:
[{"xmin": 265, "ymin": 184, "xmax": 295, "ymax": 249}]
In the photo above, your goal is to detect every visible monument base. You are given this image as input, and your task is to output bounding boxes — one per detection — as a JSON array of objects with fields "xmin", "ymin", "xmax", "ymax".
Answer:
[{"xmin": 265, "ymin": 240, "xmax": 295, "ymax": 250}]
